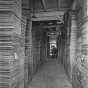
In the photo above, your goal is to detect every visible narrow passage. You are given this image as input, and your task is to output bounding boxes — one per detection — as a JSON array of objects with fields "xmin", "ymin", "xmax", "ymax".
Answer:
[{"xmin": 28, "ymin": 59, "xmax": 72, "ymax": 88}]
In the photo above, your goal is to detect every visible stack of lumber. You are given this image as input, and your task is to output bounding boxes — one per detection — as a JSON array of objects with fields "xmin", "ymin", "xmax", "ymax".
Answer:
[{"xmin": 0, "ymin": 0, "xmax": 26, "ymax": 88}]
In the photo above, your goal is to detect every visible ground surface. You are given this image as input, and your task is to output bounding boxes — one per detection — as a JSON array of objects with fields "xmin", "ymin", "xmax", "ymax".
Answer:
[{"xmin": 28, "ymin": 59, "xmax": 72, "ymax": 88}]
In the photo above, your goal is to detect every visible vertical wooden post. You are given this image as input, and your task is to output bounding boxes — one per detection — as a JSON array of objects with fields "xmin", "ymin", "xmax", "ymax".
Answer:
[
  {"xmin": 70, "ymin": 11, "xmax": 77, "ymax": 79},
  {"xmin": 25, "ymin": 15, "xmax": 33, "ymax": 87}
]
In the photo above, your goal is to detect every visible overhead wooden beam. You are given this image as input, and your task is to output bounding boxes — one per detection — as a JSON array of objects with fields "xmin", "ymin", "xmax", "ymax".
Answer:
[
  {"xmin": 32, "ymin": 8, "xmax": 66, "ymax": 12},
  {"xmin": 32, "ymin": 11, "xmax": 64, "ymax": 17},
  {"xmin": 32, "ymin": 16, "xmax": 64, "ymax": 21},
  {"xmin": 33, "ymin": 24, "xmax": 60, "ymax": 29},
  {"xmin": 32, "ymin": 11, "xmax": 64, "ymax": 21}
]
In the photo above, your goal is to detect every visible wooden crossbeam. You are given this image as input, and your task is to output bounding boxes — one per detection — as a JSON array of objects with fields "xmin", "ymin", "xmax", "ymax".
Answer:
[
  {"xmin": 32, "ymin": 11, "xmax": 64, "ymax": 21},
  {"xmin": 32, "ymin": 11, "xmax": 64, "ymax": 17},
  {"xmin": 33, "ymin": 24, "xmax": 60, "ymax": 29}
]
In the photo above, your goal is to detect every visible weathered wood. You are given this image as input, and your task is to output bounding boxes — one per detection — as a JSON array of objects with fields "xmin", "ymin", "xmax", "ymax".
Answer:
[
  {"xmin": 32, "ymin": 16, "xmax": 64, "ymax": 22},
  {"xmin": 41, "ymin": 0, "xmax": 47, "ymax": 9},
  {"xmin": 72, "ymin": 0, "xmax": 88, "ymax": 88},
  {"xmin": 0, "ymin": 0, "xmax": 26, "ymax": 88},
  {"xmin": 24, "ymin": 17, "xmax": 33, "ymax": 88},
  {"xmin": 32, "ymin": 11, "xmax": 64, "ymax": 17},
  {"xmin": 33, "ymin": 25, "xmax": 60, "ymax": 29},
  {"xmin": 57, "ymin": 0, "xmax": 60, "ymax": 9}
]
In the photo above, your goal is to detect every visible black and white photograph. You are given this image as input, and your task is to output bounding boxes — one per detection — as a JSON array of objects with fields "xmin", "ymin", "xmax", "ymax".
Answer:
[{"xmin": 0, "ymin": 0, "xmax": 87, "ymax": 88}]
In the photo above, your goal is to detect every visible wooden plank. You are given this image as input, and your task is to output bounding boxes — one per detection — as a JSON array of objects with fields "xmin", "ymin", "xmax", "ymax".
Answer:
[
  {"xmin": 32, "ymin": 11, "xmax": 64, "ymax": 17},
  {"xmin": 32, "ymin": 16, "xmax": 63, "ymax": 21},
  {"xmin": 33, "ymin": 25, "xmax": 60, "ymax": 29},
  {"xmin": 32, "ymin": 11, "xmax": 64, "ymax": 21},
  {"xmin": 41, "ymin": 0, "xmax": 47, "ymax": 9},
  {"xmin": 57, "ymin": 0, "xmax": 60, "ymax": 10},
  {"xmin": 71, "ymin": 0, "xmax": 77, "ymax": 10}
]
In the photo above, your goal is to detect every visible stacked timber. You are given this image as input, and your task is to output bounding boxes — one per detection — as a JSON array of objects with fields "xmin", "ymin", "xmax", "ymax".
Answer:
[
  {"xmin": 78, "ymin": 0, "xmax": 88, "ymax": 88},
  {"xmin": 70, "ymin": 11, "xmax": 83, "ymax": 88},
  {"xmin": 19, "ymin": 16, "xmax": 26, "ymax": 88},
  {"xmin": 0, "ymin": 0, "xmax": 25, "ymax": 88},
  {"xmin": 72, "ymin": 0, "xmax": 88, "ymax": 88},
  {"xmin": 0, "ymin": 0, "xmax": 21, "ymax": 18}
]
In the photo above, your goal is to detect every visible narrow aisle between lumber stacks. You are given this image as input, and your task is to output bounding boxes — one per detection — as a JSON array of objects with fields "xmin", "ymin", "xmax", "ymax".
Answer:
[{"xmin": 28, "ymin": 59, "xmax": 72, "ymax": 88}]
